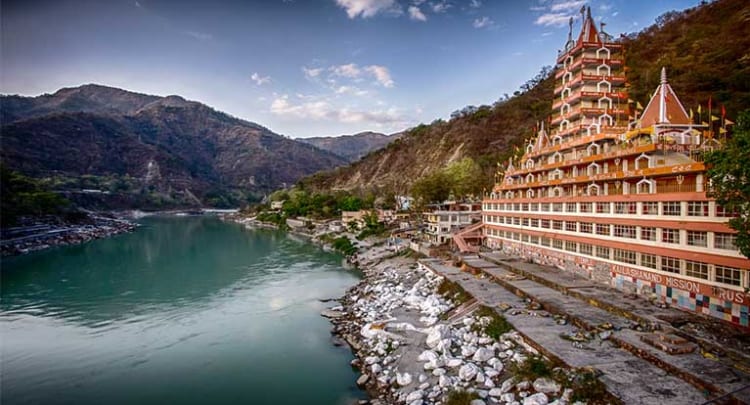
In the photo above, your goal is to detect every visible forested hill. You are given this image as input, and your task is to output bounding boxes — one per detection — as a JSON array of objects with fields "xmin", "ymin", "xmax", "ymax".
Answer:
[
  {"xmin": 1, "ymin": 84, "xmax": 347, "ymax": 209},
  {"xmin": 300, "ymin": 0, "xmax": 750, "ymax": 197}
]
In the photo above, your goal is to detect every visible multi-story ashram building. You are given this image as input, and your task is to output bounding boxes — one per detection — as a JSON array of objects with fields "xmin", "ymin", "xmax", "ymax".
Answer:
[{"xmin": 481, "ymin": 7, "xmax": 749, "ymax": 328}]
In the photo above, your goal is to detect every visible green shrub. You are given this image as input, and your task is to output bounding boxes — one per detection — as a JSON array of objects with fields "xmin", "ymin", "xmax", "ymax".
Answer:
[
  {"xmin": 443, "ymin": 389, "xmax": 479, "ymax": 405},
  {"xmin": 509, "ymin": 356, "xmax": 554, "ymax": 382},
  {"xmin": 437, "ymin": 279, "xmax": 471, "ymax": 304},
  {"xmin": 474, "ymin": 305, "xmax": 512, "ymax": 340},
  {"xmin": 332, "ymin": 237, "xmax": 357, "ymax": 256}
]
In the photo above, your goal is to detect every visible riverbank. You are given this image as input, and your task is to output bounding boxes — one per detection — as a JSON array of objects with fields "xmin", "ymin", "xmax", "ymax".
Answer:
[
  {"xmin": 325, "ymin": 243, "xmax": 608, "ymax": 405},
  {"xmin": 1, "ymin": 213, "xmax": 137, "ymax": 257}
]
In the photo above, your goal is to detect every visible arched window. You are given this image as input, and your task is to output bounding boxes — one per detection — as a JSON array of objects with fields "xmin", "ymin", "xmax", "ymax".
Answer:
[
  {"xmin": 634, "ymin": 154, "xmax": 651, "ymax": 170},
  {"xmin": 586, "ymin": 142, "xmax": 601, "ymax": 157},
  {"xmin": 596, "ymin": 80, "xmax": 612, "ymax": 93},
  {"xmin": 597, "ymin": 96, "xmax": 613, "ymax": 109},
  {"xmin": 552, "ymin": 187, "xmax": 564, "ymax": 197},
  {"xmin": 587, "ymin": 183, "xmax": 600, "ymax": 196},
  {"xmin": 596, "ymin": 64, "xmax": 611, "ymax": 76},
  {"xmin": 596, "ymin": 47, "xmax": 611, "ymax": 59},
  {"xmin": 587, "ymin": 162, "xmax": 601, "ymax": 176},
  {"xmin": 526, "ymin": 189, "xmax": 535, "ymax": 198},
  {"xmin": 636, "ymin": 178, "xmax": 654, "ymax": 194},
  {"xmin": 560, "ymin": 120, "xmax": 570, "ymax": 132},
  {"xmin": 526, "ymin": 159, "xmax": 534, "ymax": 169}
]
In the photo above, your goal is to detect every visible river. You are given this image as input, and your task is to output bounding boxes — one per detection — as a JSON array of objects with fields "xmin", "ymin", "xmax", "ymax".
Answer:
[{"xmin": 0, "ymin": 216, "xmax": 364, "ymax": 405}]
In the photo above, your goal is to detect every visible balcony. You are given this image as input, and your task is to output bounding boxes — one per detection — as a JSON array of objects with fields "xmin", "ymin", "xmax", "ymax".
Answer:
[{"xmin": 552, "ymin": 90, "xmax": 629, "ymax": 110}]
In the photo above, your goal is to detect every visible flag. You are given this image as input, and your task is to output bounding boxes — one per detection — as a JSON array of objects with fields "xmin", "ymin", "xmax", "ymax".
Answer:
[
  {"xmin": 708, "ymin": 96, "xmax": 712, "ymax": 109},
  {"xmin": 627, "ymin": 98, "xmax": 635, "ymax": 104},
  {"xmin": 725, "ymin": 118, "xmax": 735, "ymax": 126},
  {"xmin": 697, "ymin": 104, "xmax": 702, "ymax": 115},
  {"xmin": 701, "ymin": 121, "xmax": 709, "ymax": 126},
  {"xmin": 721, "ymin": 104, "xmax": 726, "ymax": 119},
  {"xmin": 711, "ymin": 115, "xmax": 720, "ymax": 122},
  {"xmin": 636, "ymin": 101, "xmax": 644, "ymax": 110},
  {"xmin": 689, "ymin": 108, "xmax": 694, "ymax": 120},
  {"xmin": 719, "ymin": 127, "xmax": 727, "ymax": 134}
]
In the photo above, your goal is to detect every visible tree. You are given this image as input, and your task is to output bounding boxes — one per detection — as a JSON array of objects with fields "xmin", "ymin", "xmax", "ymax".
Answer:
[{"xmin": 704, "ymin": 110, "xmax": 750, "ymax": 258}]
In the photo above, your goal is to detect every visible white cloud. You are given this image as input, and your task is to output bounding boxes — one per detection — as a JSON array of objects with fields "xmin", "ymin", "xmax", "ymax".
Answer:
[
  {"xmin": 335, "ymin": 0, "xmax": 400, "ymax": 19},
  {"xmin": 408, "ymin": 5, "xmax": 427, "ymax": 21},
  {"xmin": 431, "ymin": 1, "xmax": 451, "ymax": 13},
  {"xmin": 534, "ymin": 12, "xmax": 572, "ymax": 27},
  {"xmin": 182, "ymin": 30, "xmax": 212, "ymax": 41},
  {"xmin": 612, "ymin": 11, "xmax": 619, "ymax": 17},
  {"xmin": 549, "ymin": 0, "xmax": 586, "ymax": 12},
  {"xmin": 330, "ymin": 63, "xmax": 362, "ymax": 78},
  {"xmin": 250, "ymin": 72, "xmax": 271, "ymax": 85},
  {"xmin": 335, "ymin": 85, "xmax": 369, "ymax": 96},
  {"xmin": 472, "ymin": 16, "xmax": 494, "ymax": 29},
  {"xmin": 364, "ymin": 65, "xmax": 394, "ymax": 88},
  {"xmin": 270, "ymin": 94, "xmax": 407, "ymax": 127},
  {"xmin": 302, "ymin": 66, "xmax": 324, "ymax": 79},
  {"xmin": 469, "ymin": 0, "xmax": 481, "ymax": 8},
  {"xmin": 325, "ymin": 63, "xmax": 394, "ymax": 88}
]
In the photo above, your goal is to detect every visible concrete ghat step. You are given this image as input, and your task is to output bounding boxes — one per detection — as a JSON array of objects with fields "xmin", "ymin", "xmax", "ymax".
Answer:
[
  {"xmin": 422, "ymin": 258, "xmax": 750, "ymax": 404},
  {"xmin": 420, "ymin": 259, "xmax": 709, "ymax": 405}
]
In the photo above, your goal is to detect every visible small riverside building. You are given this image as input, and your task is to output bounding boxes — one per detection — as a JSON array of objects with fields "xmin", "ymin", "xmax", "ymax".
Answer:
[
  {"xmin": 424, "ymin": 202, "xmax": 482, "ymax": 245},
  {"xmin": 481, "ymin": 7, "xmax": 749, "ymax": 328}
]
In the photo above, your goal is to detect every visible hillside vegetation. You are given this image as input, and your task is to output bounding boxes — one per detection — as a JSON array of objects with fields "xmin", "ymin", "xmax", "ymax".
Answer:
[
  {"xmin": 301, "ymin": 0, "xmax": 750, "ymax": 198},
  {"xmin": 1, "ymin": 85, "xmax": 347, "ymax": 209}
]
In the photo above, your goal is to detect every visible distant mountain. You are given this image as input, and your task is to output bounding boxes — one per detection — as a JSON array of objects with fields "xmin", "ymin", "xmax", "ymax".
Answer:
[
  {"xmin": 1, "ymin": 84, "xmax": 347, "ymax": 208},
  {"xmin": 300, "ymin": 0, "xmax": 750, "ymax": 195},
  {"xmin": 298, "ymin": 131, "xmax": 402, "ymax": 162}
]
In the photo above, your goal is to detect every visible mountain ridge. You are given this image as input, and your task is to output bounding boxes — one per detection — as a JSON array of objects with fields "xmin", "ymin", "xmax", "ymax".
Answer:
[
  {"xmin": 298, "ymin": 131, "xmax": 402, "ymax": 162},
  {"xmin": 1, "ymin": 84, "xmax": 347, "ymax": 208}
]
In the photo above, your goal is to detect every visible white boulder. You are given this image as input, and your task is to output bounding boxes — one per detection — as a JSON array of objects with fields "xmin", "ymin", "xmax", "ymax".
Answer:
[{"xmin": 523, "ymin": 393, "xmax": 549, "ymax": 405}]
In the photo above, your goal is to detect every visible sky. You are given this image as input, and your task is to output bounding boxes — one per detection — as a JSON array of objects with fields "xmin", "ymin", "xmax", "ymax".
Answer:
[{"xmin": 1, "ymin": 0, "xmax": 702, "ymax": 138}]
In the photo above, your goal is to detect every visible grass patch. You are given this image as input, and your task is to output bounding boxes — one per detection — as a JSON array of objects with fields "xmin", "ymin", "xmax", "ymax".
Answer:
[
  {"xmin": 436, "ymin": 278, "xmax": 471, "ymax": 304},
  {"xmin": 473, "ymin": 305, "xmax": 513, "ymax": 340},
  {"xmin": 443, "ymin": 389, "xmax": 479, "ymax": 405},
  {"xmin": 509, "ymin": 356, "xmax": 554, "ymax": 382},
  {"xmin": 566, "ymin": 369, "xmax": 614, "ymax": 405}
]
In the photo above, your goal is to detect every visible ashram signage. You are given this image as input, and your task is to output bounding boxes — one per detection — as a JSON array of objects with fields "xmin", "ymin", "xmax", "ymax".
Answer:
[{"xmin": 611, "ymin": 264, "xmax": 748, "ymax": 305}]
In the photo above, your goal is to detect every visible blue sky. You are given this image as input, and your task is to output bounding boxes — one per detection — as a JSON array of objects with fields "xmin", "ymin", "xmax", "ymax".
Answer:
[{"xmin": 1, "ymin": 0, "xmax": 700, "ymax": 138}]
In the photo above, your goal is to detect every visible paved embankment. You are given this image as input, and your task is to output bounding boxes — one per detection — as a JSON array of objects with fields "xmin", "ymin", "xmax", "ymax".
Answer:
[
  {"xmin": 420, "ymin": 256, "xmax": 750, "ymax": 404},
  {"xmin": 420, "ymin": 258, "xmax": 741, "ymax": 405}
]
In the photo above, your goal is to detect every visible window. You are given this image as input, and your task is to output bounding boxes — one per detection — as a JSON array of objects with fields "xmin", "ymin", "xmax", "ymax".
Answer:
[
  {"xmin": 580, "ymin": 222, "xmax": 593, "ymax": 233},
  {"xmin": 565, "ymin": 241, "xmax": 577, "ymax": 252},
  {"xmin": 642, "ymin": 202, "xmax": 658, "ymax": 215},
  {"xmin": 565, "ymin": 221, "xmax": 577, "ymax": 232},
  {"xmin": 512, "ymin": 232, "xmax": 520, "ymax": 241},
  {"xmin": 641, "ymin": 227, "xmax": 656, "ymax": 241},
  {"xmin": 513, "ymin": 203, "xmax": 521, "ymax": 211},
  {"xmin": 641, "ymin": 254, "xmax": 657, "ymax": 269},
  {"xmin": 687, "ymin": 201, "xmax": 709, "ymax": 216},
  {"xmin": 580, "ymin": 202, "xmax": 592, "ymax": 213},
  {"xmin": 566, "ymin": 203, "xmax": 577, "ymax": 213},
  {"xmin": 530, "ymin": 203, "xmax": 539, "ymax": 212},
  {"xmin": 614, "ymin": 202, "xmax": 636, "ymax": 215},
  {"xmin": 553, "ymin": 203, "xmax": 563, "ymax": 212},
  {"xmin": 614, "ymin": 225, "xmax": 636, "ymax": 239},
  {"xmin": 715, "ymin": 266, "xmax": 743, "ymax": 286},
  {"xmin": 513, "ymin": 217, "xmax": 521, "ymax": 225},
  {"xmin": 662, "ymin": 228, "xmax": 679, "ymax": 244},
  {"xmin": 530, "ymin": 235, "xmax": 539, "ymax": 244},
  {"xmin": 579, "ymin": 243, "xmax": 593, "ymax": 255},
  {"xmin": 596, "ymin": 202, "xmax": 610, "ymax": 214},
  {"xmin": 595, "ymin": 246, "xmax": 610, "ymax": 259},
  {"xmin": 522, "ymin": 234, "xmax": 530, "ymax": 242},
  {"xmin": 521, "ymin": 203, "xmax": 529, "ymax": 211},
  {"xmin": 613, "ymin": 248, "xmax": 637, "ymax": 264},
  {"xmin": 553, "ymin": 220, "xmax": 563, "ymax": 230},
  {"xmin": 522, "ymin": 218, "xmax": 529, "ymax": 226},
  {"xmin": 541, "ymin": 219, "xmax": 550, "ymax": 229},
  {"xmin": 686, "ymin": 231, "xmax": 707, "ymax": 247},
  {"xmin": 685, "ymin": 260, "xmax": 709, "ymax": 280},
  {"xmin": 553, "ymin": 239, "xmax": 563, "ymax": 249},
  {"xmin": 661, "ymin": 257, "xmax": 681, "ymax": 273},
  {"xmin": 541, "ymin": 203, "xmax": 550, "ymax": 212},
  {"xmin": 540, "ymin": 237, "xmax": 551, "ymax": 246},
  {"xmin": 530, "ymin": 218, "xmax": 539, "ymax": 228},
  {"xmin": 716, "ymin": 205, "xmax": 739, "ymax": 217},
  {"xmin": 663, "ymin": 202, "xmax": 681, "ymax": 216},
  {"xmin": 596, "ymin": 224, "xmax": 610, "ymax": 236},
  {"xmin": 714, "ymin": 233, "xmax": 737, "ymax": 250}
]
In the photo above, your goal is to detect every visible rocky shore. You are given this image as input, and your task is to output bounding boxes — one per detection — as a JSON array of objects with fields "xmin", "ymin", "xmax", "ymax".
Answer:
[
  {"xmin": 325, "ymin": 243, "xmax": 583, "ymax": 405},
  {"xmin": 1, "ymin": 214, "xmax": 137, "ymax": 256}
]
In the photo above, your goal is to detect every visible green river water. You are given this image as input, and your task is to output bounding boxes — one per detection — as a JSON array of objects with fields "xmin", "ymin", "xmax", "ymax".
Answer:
[{"xmin": 0, "ymin": 216, "xmax": 365, "ymax": 405}]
